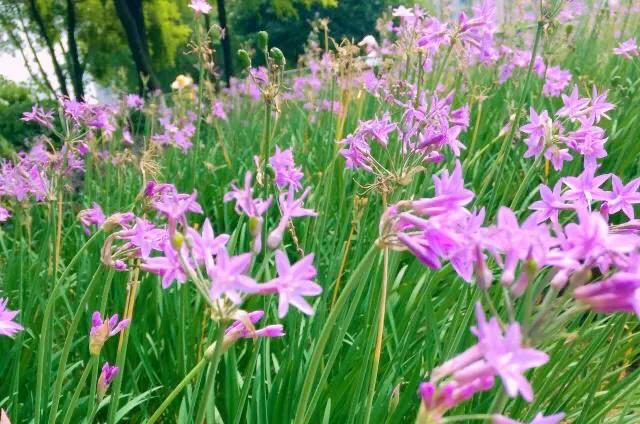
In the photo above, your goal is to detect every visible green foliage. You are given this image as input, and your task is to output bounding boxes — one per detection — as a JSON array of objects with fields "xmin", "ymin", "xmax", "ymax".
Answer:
[
  {"xmin": 145, "ymin": 0, "xmax": 192, "ymax": 68},
  {"xmin": 0, "ymin": 77, "xmax": 51, "ymax": 151},
  {"xmin": 232, "ymin": 0, "xmax": 385, "ymax": 65}
]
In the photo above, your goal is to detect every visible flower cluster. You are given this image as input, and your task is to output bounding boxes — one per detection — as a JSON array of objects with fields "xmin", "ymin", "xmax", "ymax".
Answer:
[{"xmin": 519, "ymin": 85, "xmax": 614, "ymax": 170}]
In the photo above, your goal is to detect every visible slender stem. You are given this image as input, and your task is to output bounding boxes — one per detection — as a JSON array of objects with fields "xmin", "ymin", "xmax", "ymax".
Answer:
[
  {"xmin": 364, "ymin": 246, "xmax": 389, "ymax": 424},
  {"xmin": 194, "ymin": 325, "xmax": 225, "ymax": 424},
  {"xmin": 364, "ymin": 192, "xmax": 390, "ymax": 424},
  {"xmin": 293, "ymin": 247, "xmax": 377, "ymax": 424},
  {"xmin": 61, "ymin": 357, "xmax": 98, "ymax": 424},
  {"xmin": 35, "ymin": 229, "xmax": 103, "ymax": 424},
  {"xmin": 106, "ymin": 265, "xmax": 141, "ymax": 424},
  {"xmin": 147, "ymin": 357, "xmax": 209, "ymax": 424},
  {"xmin": 485, "ymin": 21, "xmax": 544, "ymax": 209},
  {"xmin": 49, "ymin": 265, "xmax": 105, "ymax": 424}
]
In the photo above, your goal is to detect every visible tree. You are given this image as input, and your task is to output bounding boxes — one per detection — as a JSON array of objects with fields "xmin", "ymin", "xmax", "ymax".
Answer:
[{"xmin": 113, "ymin": 0, "xmax": 161, "ymax": 93}]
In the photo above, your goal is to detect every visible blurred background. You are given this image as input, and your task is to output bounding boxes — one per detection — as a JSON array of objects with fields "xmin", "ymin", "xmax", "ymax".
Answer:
[{"xmin": 0, "ymin": 1, "xmax": 488, "ymax": 150}]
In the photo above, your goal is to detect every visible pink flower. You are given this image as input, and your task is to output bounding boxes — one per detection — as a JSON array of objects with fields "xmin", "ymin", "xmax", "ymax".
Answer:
[
  {"xmin": 89, "ymin": 312, "xmax": 130, "ymax": 355},
  {"xmin": 556, "ymin": 85, "xmax": 590, "ymax": 121},
  {"xmin": 224, "ymin": 310, "xmax": 285, "ymax": 342},
  {"xmin": 21, "ymin": 105, "xmax": 54, "ymax": 129},
  {"xmin": 520, "ymin": 108, "xmax": 552, "ymax": 158},
  {"xmin": 0, "ymin": 298, "xmax": 23, "ymax": 337},
  {"xmin": 574, "ymin": 272, "xmax": 640, "ymax": 317},
  {"xmin": 606, "ymin": 175, "xmax": 640, "ymax": 219},
  {"xmin": 529, "ymin": 182, "xmax": 570, "ymax": 224},
  {"xmin": 187, "ymin": 218, "xmax": 229, "ymax": 267},
  {"xmin": 267, "ymin": 186, "xmax": 317, "ymax": 249},
  {"xmin": 492, "ymin": 412, "xmax": 565, "ymax": 424},
  {"xmin": 269, "ymin": 146, "xmax": 304, "ymax": 191},
  {"xmin": 562, "ymin": 165, "xmax": 610, "ymax": 207},
  {"xmin": 78, "ymin": 202, "xmax": 106, "ymax": 235},
  {"xmin": 613, "ymin": 38, "xmax": 639, "ymax": 59},
  {"xmin": 141, "ymin": 241, "xmax": 188, "ymax": 289},
  {"xmin": 0, "ymin": 207, "xmax": 10, "ymax": 223},
  {"xmin": 259, "ymin": 250, "xmax": 321, "ymax": 317},
  {"xmin": 588, "ymin": 86, "xmax": 614, "ymax": 123},
  {"xmin": 189, "ymin": 0, "xmax": 212, "ymax": 14},
  {"xmin": 97, "ymin": 362, "xmax": 119, "ymax": 400},
  {"xmin": 224, "ymin": 172, "xmax": 272, "ymax": 218},
  {"xmin": 207, "ymin": 248, "xmax": 258, "ymax": 304}
]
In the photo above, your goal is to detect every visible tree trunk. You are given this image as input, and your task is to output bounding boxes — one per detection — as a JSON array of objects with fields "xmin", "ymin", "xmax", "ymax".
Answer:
[
  {"xmin": 66, "ymin": 0, "xmax": 85, "ymax": 100},
  {"xmin": 113, "ymin": 0, "xmax": 161, "ymax": 93},
  {"xmin": 216, "ymin": 0, "xmax": 233, "ymax": 87},
  {"xmin": 27, "ymin": 0, "xmax": 69, "ymax": 97}
]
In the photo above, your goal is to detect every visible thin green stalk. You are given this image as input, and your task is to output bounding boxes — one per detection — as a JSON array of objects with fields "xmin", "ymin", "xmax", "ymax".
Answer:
[
  {"xmin": 194, "ymin": 325, "xmax": 226, "ymax": 423},
  {"xmin": 35, "ymin": 229, "xmax": 103, "ymax": 424},
  {"xmin": 480, "ymin": 21, "xmax": 544, "ymax": 207},
  {"xmin": 49, "ymin": 265, "xmax": 105, "ymax": 424},
  {"xmin": 106, "ymin": 266, "xmax": 141, "ymax": 424},
  {"xmin": 364, "ymin": 243, "xmax": 390, "ymax": 424},
  {"xmin": 293, "ymin": 246, "xmax": 377, "ymax": 424},
  {"xmin": 61, "ymin": 357, "xmax": 98, "ymax": 424},
  {"xmin": 147, "ymin": 357, "xmax": 209, "ymax": 424}
]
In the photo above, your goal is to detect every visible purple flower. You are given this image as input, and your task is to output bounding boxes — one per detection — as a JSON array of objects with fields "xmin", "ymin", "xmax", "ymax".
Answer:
[
  {"xmin": 21, "ymin": 105, "xmax": 54, "ymax": 129},
  {"xmin": 542, "ymin": 66, "xmax": 571, "ymax": 97},
  {"xmin": 423, "ymin": 304, "xmax": 548, "ymax": 420},
  {"xmin": 267, "ymin": 186, "xmax": 317, "ymax": 249},
  {"xmin": 613, "ymin": 38, "xmax": 639, "ymax": 59},
  {"xmin": 141, "ymin": 241, "xmax": 188, "ymax": 289},
  {"xmin": 0, "ymin": 207, "xmax": 10, "ymax": 223},
  {"xmin": 189, "ymin": 0, "xmax": 211, "ymax": 14},
  {"xmin": 529, "ymin": 182, "xmax": 570, "ymax": 224},
  {"xmin": 520, "ymin": 108, "xmax": 552, "ymax": 158},
  {"xmin": 78, "ymin": 202, "xmax": 106, "ymax": 235},
  {"xmin": 492, "ymin": 412, "xmax": 565, "ymax": 424},
  {"xmin": 89, "ymin": 311, "xmax": 130, "ymax": 355},
  {"xmin": 562, "ymin": 165, "xmax": 610, "ymax": 207},
  {"xmin": 269, "ymin": 146, "xmax": 304, "ymax": 191},
  {"xmin": 588, "ymin": 86, "xmax": 614, "ymax": 123},
  {"xmin": 412, "ymin": 160, "xmax": 474, "ymax": 216},
  {"xmin": 187, "ymin": 218, "xmax": 229, "ymax": 267},
  {"xmin": 606, "ymin": 175, "xmax": 640, "ymax": 219},
  {"xmin": 125, "ymin": 94, "xmax": 144, "ymax": 110},
  {"xmin": 224, "ymin": 172, "xmax": 272, "ymax": 218},
  {"xmin": 212, "ymin": 100, "xmax": 228, "ymax": 121},
  {"xmin": 357, "ymin": 113, "xmax": 397, "ymax": 147},
  {"xmin": 121, "ymin": 218, "xmax": 167, "ymax": 259},
  {"xmin": 556, "ymin": 85, "xmax": 590, "ymax": 121},
  {"xmin": 259, "ymin": 250, "xmax": 321, "ymax": 317},
  {"xmin": 97, "ymin": 362, "xmax": 119, "ymax": 400},
  {"xmin": 574, "ymin": 272, "xmax": 640, "ymax": 317},
  {"xmin": 0, "ymin": 298, "xmax": 24, "ymax": 337},
  {"xmin": 207, "ymin": 248, "xmax": 257, "ymax": 304},
  {"xmin": 152, "ymin": 190, "xmax": 203, "ymax": 234},
  {"xmin": 224, "ymin": 310, "xmax": 285, "ymax": 343},
  {"xmin": 473, "ymin": 304, "xmax": 549, "ymax": 401},
  {"xmin": 544, "ymin": 145, "xmax": 572, "ymax": 171}
]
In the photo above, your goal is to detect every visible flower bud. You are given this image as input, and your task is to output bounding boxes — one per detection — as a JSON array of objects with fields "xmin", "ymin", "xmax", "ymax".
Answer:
[
  {"xmin": 270, "ymin": 47, "xmax": 286, "ymax": 66},
  {"xmin": 237, "ymin": 49, "xmax": 251, "ymax": 70},
  {"xmin": 97, "ymin": 363, "xmax": 119, "ymax": 401},
  {"xmin": 171, "ymin": 231, "xmax": 185, "ymax": 250},
  {"xmin": 257, "ymin": 31, "xmax": 269, "ymax": 51}
]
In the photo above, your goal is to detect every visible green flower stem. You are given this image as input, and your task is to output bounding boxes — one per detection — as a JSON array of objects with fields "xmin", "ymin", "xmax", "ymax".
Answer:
[
  {"xmin": 61, "ymin": 356, "xmax": 98, "ymax": 424},
  {"xmin": 193, "ymin": 324, "xmax": 226, "ymax": 424},
  {"xmin": 48, "ymin": 265, "xmax": 105, "ymax": 424},
  {"xmin": 35, "ymin": 229, "xmax": 103, "ymax": 424}
]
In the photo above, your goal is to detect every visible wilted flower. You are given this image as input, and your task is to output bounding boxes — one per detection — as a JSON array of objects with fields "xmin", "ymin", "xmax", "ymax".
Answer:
[{"xmin": 89, "ymin": 311, "xmax": 130, "ymax": 355}]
